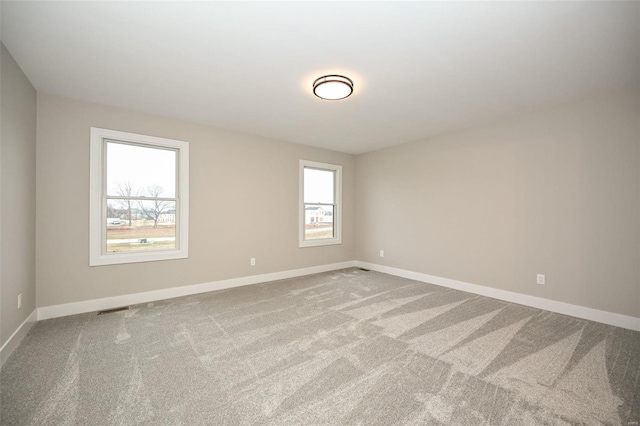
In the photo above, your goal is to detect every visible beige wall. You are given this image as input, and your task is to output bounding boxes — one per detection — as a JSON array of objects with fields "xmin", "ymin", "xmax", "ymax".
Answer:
[
  {"xmin": 1, "ymin": 44, "xmax": 37, "ymax": 347},
  {"xmin": 30, "ymin": 87, "xmax": 640, "ymax": 319},
  {"xmin": 36, "ymin": 94, "xmax": 355, "ymax": 307},
  {"xmin": 355, "ymin": 91, "xmax": 640, "ymax": 318}
]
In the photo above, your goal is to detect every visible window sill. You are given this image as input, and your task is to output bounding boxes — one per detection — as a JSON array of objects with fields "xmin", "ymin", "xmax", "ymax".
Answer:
[
  {"xmin": 89, "ymin": 249, "xmax": 188, "ymax": 266},
  {"xmin": 299, "ymin": 239, "xmax": 342, "ymax": 248}
]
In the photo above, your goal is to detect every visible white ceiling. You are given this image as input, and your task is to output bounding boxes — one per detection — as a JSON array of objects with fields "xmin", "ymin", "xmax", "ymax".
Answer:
[{"xmin": 2, "ymin": 1, "xmax": 638, "ymax": 154}]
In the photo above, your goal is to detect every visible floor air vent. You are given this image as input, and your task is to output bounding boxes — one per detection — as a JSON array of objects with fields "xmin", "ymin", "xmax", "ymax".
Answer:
[{"xmin": 97, "ymin": 306, "xmax": 130, "ymax": 315}]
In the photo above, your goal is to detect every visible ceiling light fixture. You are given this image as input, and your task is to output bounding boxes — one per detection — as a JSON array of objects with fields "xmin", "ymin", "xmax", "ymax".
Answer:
[{"xmin": 313, "ymin": 75, "xmax": 354, "ymax": 100}]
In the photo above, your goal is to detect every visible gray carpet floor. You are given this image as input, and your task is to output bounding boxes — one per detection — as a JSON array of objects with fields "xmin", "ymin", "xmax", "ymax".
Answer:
[{"xmin": 1, "ymin": 268, "xmax": 639, "ymax": 425}]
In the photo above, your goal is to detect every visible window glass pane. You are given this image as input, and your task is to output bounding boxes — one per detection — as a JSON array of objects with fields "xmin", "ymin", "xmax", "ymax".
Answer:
[
  {"xmin": 304, "ymin": 168, "xmax": 334, "ymax": 204},
  {"xmin": 106, "ymin": 141, "xmax": 177, "ymax": 198},
  {"xmin": 304, "ymin": 204, "xmax": 334, "ymax": 240},
  {"xmin": 106, "ymin": 199, "xmax": 176, "ymax": 252}
]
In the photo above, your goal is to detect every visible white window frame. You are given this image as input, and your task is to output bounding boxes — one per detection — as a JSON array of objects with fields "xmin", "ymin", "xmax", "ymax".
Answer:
[
  {"xmin": 89, "ymin": 127, "xmax": 189, "ymax": 266},
  {"xmin": 299, "ymin": 160, "xmax": 342, "ymax": 248}
]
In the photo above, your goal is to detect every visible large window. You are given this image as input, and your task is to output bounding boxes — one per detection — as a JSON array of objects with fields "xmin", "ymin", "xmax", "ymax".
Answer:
[
  {"xmin": 90, "ymin": 128, "xmax": 189, "ymax": 266},
  {"xmin": 299, "ymin": 160, "xmax": 342, "ymax": 247}
]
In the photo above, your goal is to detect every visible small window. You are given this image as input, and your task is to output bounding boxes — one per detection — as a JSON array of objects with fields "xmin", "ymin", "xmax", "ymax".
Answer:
[
  {"xmin": 90, "ymin": 128, "xmax": 189, "ymax": 266},
  {"xmin": 299, "ymin": 160, "xmax": 342, "ymax": 247}
]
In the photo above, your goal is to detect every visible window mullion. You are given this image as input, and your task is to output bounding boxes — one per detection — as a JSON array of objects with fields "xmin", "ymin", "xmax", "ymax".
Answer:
[
  {"xmin": 106, "ymin": 196, "xmax": 177, "ymax": 202},
  {"xmin": 306, "ymin": 203, "xmax": 335, "ymax": 209}
]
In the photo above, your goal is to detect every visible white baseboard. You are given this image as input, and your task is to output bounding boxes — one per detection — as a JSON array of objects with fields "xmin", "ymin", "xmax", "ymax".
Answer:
[
  {"xmin": 1, "ymin": 309, "xmax": 37, "ymax": 368},
  {"xmin": 32, "ymin": 259, "xmax": 640, "ymax": 331},
  {"xmin": 356, "ymin": 261, "xmax": 640, "ymax": 332},
  {"xmin": 37, "ymin": 261, "xmax": 356, "ymax": 321}
]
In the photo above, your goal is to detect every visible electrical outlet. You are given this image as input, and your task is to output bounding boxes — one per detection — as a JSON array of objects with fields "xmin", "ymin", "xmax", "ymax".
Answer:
[
  {"xmin": 18, "ymin": 294, "xmax": 22, "ymax": 309},
  {"xmin": 250, "ymin": 258, "xmax": 256, "ymax": 267},
  {"xmin": 536, "ymin": 274, "xmax": 545, "ymax": 285},
  {"xmin": 380, "ymin": 250, "xmax": 384, "ymax": 258}
]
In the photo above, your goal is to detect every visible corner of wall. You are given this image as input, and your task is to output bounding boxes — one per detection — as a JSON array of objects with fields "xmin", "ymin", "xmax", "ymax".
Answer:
[{"xmin": 0, "ymin": 42, "xmax": 38, "ymax": 354}]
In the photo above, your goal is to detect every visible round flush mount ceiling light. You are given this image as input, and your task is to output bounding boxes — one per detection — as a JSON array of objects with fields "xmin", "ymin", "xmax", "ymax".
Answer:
[{"xmin": 312, "ymin": 75, "xmax": 354, "ymax": 100}]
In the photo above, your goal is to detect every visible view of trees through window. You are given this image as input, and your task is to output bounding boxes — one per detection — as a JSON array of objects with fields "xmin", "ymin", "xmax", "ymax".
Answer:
[{"xmin": 105, "ymin": 141, "xmax": 178, "ymax": 253}]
